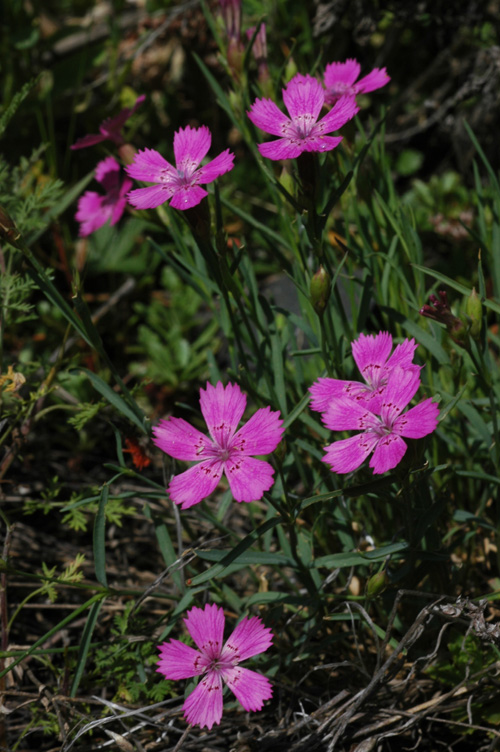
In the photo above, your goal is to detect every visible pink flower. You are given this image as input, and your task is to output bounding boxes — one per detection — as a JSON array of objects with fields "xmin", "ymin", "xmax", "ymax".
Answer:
[
  {"xmin": 75, "ymin": 156, "xmax": 132, "ymax": 236},
  {"xmin": 71, "ymin": 95, "xmax": 145, "ymax": 150},
  {"xmin": 152, "ymin": 382, "xmax": 284, "ymax": 508},
  {"xmin": 310, "ymin": 332, "xmax": 420, "ymax": 415},
  {"xmin": 247, "ymin": 73, "xmax": 358, "ymax": 161},
  {"xmin": 125, "ymin": 125, "xmax": 234, "ymax": 211},
  {"xmin": 322, "ymin": 366, "xmax": 439, "ymax": 475},
  {"xmin": 323, "ymin": 59, "xmax": 390, "ymax": 105},
  {"xmin": 157, "ymin": 604, "xmax": 273, "ymax": 730}
]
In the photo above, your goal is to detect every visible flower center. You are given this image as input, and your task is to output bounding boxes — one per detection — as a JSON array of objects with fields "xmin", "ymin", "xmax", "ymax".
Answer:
[{"xmin": 328, "ymin": 82, "xmax": 356, "ymax": 97}]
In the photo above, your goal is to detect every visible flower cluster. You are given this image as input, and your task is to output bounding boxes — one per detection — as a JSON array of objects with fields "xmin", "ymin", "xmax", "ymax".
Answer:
[
  {"xmin": 157, "ymin": 604, "xmax": 273, "ymax": 730},
  {"xmin": 248, "ymin": 60, "xmax": 389, "ymax": 161},
  {"xmin": 72, "ymin": 97, "xmax": 145, "ymax": 236},
  {"xmin": 310, "ymin": 332, "xmax": 439, "ymax": 475}
]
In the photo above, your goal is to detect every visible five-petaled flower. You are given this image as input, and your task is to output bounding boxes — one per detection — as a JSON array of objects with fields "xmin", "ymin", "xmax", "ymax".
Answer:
[
  {"xmin": 322, "ymin": 366, "xmax": 439, "ymax": 475},
  {"xmin": 125, "ymin": 125, "xmax": 234, "ymax": 211},
  {"xmin": 323, "ymin": 59, "xmax": 390, "ymax": 105},
  {"xmin": 152, "ymin": 382, "xmax": 284, "ymax": 508},
  {"xmin": 71, "ymin": 95, "xmax": 145, "ymax": 150},
  {"xmin": 247, "ymin": 73, "xmax": 358, "ymax": 161},
  {"xmin": 75, "ymin": 156, "xmax": 132, "ymax": 236},
  {"xmin": 310, "ymin": 332, "xmax": 420, "ymax": 415},
  {"xmin": 157, "ymin": 603, "xmax": 273, "ymax": 730}
]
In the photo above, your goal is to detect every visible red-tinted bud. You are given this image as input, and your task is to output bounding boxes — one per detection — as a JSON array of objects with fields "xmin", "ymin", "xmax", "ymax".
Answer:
[{"xmin": 420, "ymin": 290, "xmax": 468, "ymax": 345}]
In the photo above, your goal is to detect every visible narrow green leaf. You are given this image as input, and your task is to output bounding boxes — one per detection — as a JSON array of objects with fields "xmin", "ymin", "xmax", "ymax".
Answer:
[
  {"xmin": 196, "ymin": 550, "xmax": 294, "ymax": 566},
  {"xmin": 70, "ymin": 599, "xmax": 105, "ymax": 697},
  {"xmin": 313, "ymin": 542, "xmax": 408, "ymax": 569},
  {"xmin": 94, "ymin": 485, "xmax": 108, "ymax": 588},
  {"xmin": 189, "ymin": 517, "xmax": 283, "ymax": 586},
  {"xmin": 78, "ymin": 368, "xmax": 146, "ymax": 434},
  {"xmin": 245, "ymin": 591, "xmax": 310, "ymax": 606}
]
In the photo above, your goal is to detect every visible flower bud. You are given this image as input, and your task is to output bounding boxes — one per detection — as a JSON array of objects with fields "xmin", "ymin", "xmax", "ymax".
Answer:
[
  {"xmin": 310, "ymin": 266, "xmax": 331, "ymax": 316},
  {"xmin": 365, "ymin": 570, "xmax": 388, "ymax": 598},
  {"xmin": 419, "ymin": 290, "xmax": 468, "ymax": 346},
  {"xmin": 466, "ymin": 287, "xmax": 482, "ymax": 340}
]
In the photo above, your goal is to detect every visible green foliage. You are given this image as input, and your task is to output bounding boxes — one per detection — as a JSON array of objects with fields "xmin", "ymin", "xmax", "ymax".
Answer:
[
  {"xmin": 67, "ymin": 401, "xmax": 105, "ymax": 431},
  {"xmin": 0, "ymin": 147, "xmax": 65, "ymax": 236},
  {"xmin": 427, "ymin": 631, "xmax": 497, "ymax": 687}
]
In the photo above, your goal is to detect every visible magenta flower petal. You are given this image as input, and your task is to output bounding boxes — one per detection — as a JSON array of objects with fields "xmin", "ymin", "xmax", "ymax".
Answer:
[
  {"xmin": 379, "ymin": 367, "xmax": 422, "ymax": 426},
  {"xmin": 282, "ymin": 73, "xmax": 324, "ymax": 121},
  {"xmin": 173, "ymin": 124, "xmax": 211, "ymax": 168},
  {"xmin": 225, "ymin": 456, "xmax": 276, "ymax": 503},
  {"xmin": 71, "ymin": 133, "xmax": 108, "ymax": 150},
  {"xmin": 369, "ymin": 433, "xmax": 407, "ymax": 474},
  {"xmin": 324, "ymin": 59, "xmax": 361, "ymax": 89},
  {"xmin": 128, "ymin": 185, "xmax": 174, "ymax": 210},
  {"xmin": 153, "ymin": 382, "xmax": 283, "ymax": 507},
  {"xmin": 323, "ymin": 396, "xmax": 380, "ymax": 432},
  {"xmin": 167, "ymin": 461, "xmax": 223, "ymax": 509},
  {"xmin": 126, "ymin": 126, "xmax": 234, "ymax": 211},
  {"xmin": 169, "ymin": 185, "xmax": 208, "ymax": 210},
  {"xmin": 316, "ymin": 95, "xmax": 359, "ymax": 133},
  {"xmin": 258, "ymin": 138, "xmax": 305, "ymax": 161},
  {"xmin": 221, "ymin": 615, "xmax": 273, "ymax": 662},
  {"xmin": 100, "ymin": 94, "xmax": 146, "ymax": 138},
  {"xmin": 152, "ymin": 417, "xmax": 213, "ymax": 461},
  {"xmin": 110, "ymin": 178, "xmax": 133, "ymax": 224},
  {"xmin": 75, "ymin": 192, "xmax": 107, "ymax": 236},
  {"xmin": 71, "ymin": 94, "xmax": 145, "ymax": 150},
  {"xmin": 184, "ymin": 604, "xmax": 225, "ymax": 657},
  {"xmin": 221, "ymin": 666, "xmax": 273, "ymax": 711},
  {"xmin": 323, "ymin": 433, "xmax": 379, "ymax": 474},
  {"xmin": 309, "ymin": 377, "xmax": 369, "ymax": 412},
  {"xmin": 393, "ymin": 398, "xmax": 439, "ymax": 439},
  {"xmin": 125, "ymin": 148, "xmax": 175, "ymax": 183},
  {"xmin": 356, "ymin": 67, "xmax": 390, "ymax": 94},
  {"xmin": 183, "ymin": 672, "xmax": 224, "ymax": 730},
  {"xmin": 196, "ymin": 149, "xmax": 235, "ymax": 184},
  {"xmin": 231, "ymin": 406, "xmax": 283, "ymax": 456},
  {"xmin": 385, "ymin": 337, "xmax": 418, "ymax": 370},
  {"xmin": 302, "ymin": 134, "xmax": 343, "ymax": 153},
  {"xmin": 247, "ymin": 97, "xmax": 291, "ymax": 136},
  {"xmin": 199, "ymin": 382, "xmax": 247, "ymax": 448},
  {"xmin": 352, "ymin": 331, "xmax": 393, "ymax": 379},
  {"xmin": 157, "ymin": 604, "xmax": 273, "ymax": 730},
  {"xmin": 156, "ymin": 639, "xmax": 209, "ymax": 680}
]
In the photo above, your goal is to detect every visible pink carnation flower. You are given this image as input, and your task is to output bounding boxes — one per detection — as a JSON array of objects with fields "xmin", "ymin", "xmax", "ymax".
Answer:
[
  {"xmin": 71, "ymin": 95, "xmax": 145, "ymax": 150},
  {"xmin": 152, "ymin": 382, "xmax": 284, "ymax": 508},
  {"xmin": 247, "ymin": 73, "xmax": 358, "ymax": 161},
  {"xmin": 322, "ymin": 366, "xmax": 439, "ymax": 475},
  {"xmin": 310, "ymin": 332, "xmax": 420, "ymax": 415},
  {"xmin": 125, "ymin": 125, "xmax": 234, "ymax": 211},
  {"xmin": 323, "ymin": 59, "xmax": 390, "ymax": 105},
  {"xmin": 75, "ymin": 156, "xmax": 132, "ymax": 236},
  {"xmin": 157, "ymin": 604, "xmax": 273, "ymax": 730}
]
